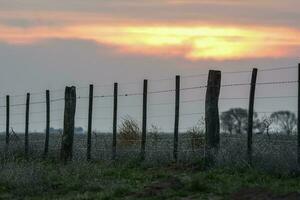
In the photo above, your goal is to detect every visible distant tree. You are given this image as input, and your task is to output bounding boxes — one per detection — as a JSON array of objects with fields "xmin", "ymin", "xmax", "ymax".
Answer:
[
  {"xmin": 49, "ymin": 127, "xmax": 63, "ymax": 134},
  {"xmin": 256, "ymin": 115, "xmax": 274, "ymax": 138},
  {"xmin": 270, "ymin": 111, "xmax": 296, "ymax": 135},
  {"xmin": 221, "ymin": 108, "xmax": 248, "ymax": 134},
  {"xmin": 220, "ymin": 108, "xmax": 260, "ymax": 134},
  {"xmin": 221, "ymin": 111, "xmax": 234, "ymax": 134},
  {"xmin": 75, "ymin": 127, "xmax": 84, "ymax": 134}
]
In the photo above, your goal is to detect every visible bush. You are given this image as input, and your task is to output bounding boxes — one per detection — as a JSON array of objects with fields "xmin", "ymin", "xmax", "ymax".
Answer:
[
  {"xmin": 148, "ymin": 125, "xmax": 161, "ymax": 145},
  {"xmin": 187, "ymin": 119, "xmax": 205, "ymax": 151},
  {"xmin": 118, "ymin": 116, "xmax": 141, "ymax": 146}
]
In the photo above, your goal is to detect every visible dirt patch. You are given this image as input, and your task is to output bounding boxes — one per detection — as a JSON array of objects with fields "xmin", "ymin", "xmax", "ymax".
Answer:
[
  {"xmin": 231, "ymin": 187, "xmax": 300, "ymax": 200},
  {"xmin": 132, "ymin": 177, "xmax": 184, "ymax": 198}
]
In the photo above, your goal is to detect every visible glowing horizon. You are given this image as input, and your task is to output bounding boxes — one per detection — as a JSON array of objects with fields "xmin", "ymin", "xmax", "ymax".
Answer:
[{"xmin": 0, "ymin": 23, "xmax": 300, "ymax": 60}]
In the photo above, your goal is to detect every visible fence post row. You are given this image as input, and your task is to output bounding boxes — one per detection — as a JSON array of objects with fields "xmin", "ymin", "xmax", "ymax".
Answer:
[
  {"xmin": 298, "ymin": 63, "xmax": 300, "ymax": 166},
  {"xmin": 205, "ymin": 70, "xmax": 221, "ymax": 165},
  {"xmin": 174, "ymin": 75, "xmax": 180, "ymax": 162},
  {"xmin": 6, "ymin": 95, "xmax": 10, "ymax": 148},
  {"xmin": 141, "ymin": 79, "xmax": 148, "ymax": 160},
  {"xmin": 44, "ymin": 90, "xmax": 50, "ymax": 157},
  {"xmin": 4, "ymin": 64, "xmax": 300, "ymax": 164},
  {"xmin": 112, "ymin": 83, "xmax": 118, "ymax": 160},
  {"xmin": 87, "ymin": 84, "xmax": 94, "ymax": 161},
  {"xmin": 25, "ymin": 93, "xmax": 30, "ymax": 156},
  {"xmin": 60, "ymin": 86, "xmax": 76, "ymax": 162},
  {"xmin": 247, "ymin": 68, "xmax": 258, "ymax": 165}
]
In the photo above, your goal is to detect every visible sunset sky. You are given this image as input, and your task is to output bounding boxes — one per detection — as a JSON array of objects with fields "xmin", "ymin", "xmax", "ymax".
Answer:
[{"xmin": 0, "ymin": 0, "xmax": 299, "ymax": 131}]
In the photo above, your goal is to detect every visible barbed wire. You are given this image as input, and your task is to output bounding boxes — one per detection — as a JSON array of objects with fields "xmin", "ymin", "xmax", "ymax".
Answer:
[
  {"xmin": 0, "ymin": 118, "xmax": 63, "ymax": 126},
  {"xmin": 0, "ymin": 66, "xmax": 298, "ymax": 133},
  {"xmin": 1, "ymin": 64, "xmax": 298, "ymax": 100},
  {"xmin": 0, "ymin": 94, "xmax": 297, "ymax": 117},
  {"xmin": 259, "ymin": 65, "xmax": 298, "ymax": 72},
  {"xmin": 256, "ymin": 80, "xmax": 298, "ymax": 85},
  {"xmin": 221, "ymin": 82, "xmax": 250, "ymax": 87},
  {"xmin": 1, "ymin": 80, "xmax": 297, "ymax": 105}
]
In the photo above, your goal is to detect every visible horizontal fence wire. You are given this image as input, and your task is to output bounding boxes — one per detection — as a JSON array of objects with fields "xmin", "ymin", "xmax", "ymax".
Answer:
[{"xmin": 0, "ymin": 64, "xmax": 299, "ymax": 165}]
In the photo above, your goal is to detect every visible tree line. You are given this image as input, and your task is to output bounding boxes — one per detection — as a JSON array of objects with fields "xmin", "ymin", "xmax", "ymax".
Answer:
[{"xmin": 221, "ymin": 108, "xmax": 297, "ymax": 135}]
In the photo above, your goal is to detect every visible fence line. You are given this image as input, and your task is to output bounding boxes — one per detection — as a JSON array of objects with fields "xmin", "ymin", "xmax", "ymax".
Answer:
[{"xmin": 0, "ymin": 64, "xmax": 299, "ymax": 166}]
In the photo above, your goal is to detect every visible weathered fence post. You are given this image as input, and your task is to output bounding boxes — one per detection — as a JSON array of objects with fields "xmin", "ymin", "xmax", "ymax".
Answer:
[
  {"xmin": 25, "ymin": 93, "xmax": 30, "ymax": 156},
  {"xmin": 112, "ymin": 83, "xmax": 118, "ymax": 160},
  {"xmin": 298, "ymin": 63, "xmax": 300, "ymax": 166},
  {"xmin": 174, "ymin": 75, "xmax": 180, "ymax": 162},
  {"xmin": 60, "ymin": 86, "xmax": 76, "ymax": 162},
  {"xmin": 6, "ymin": 95, "xmax": 10, "ymax": 148},
  {"xmin": 44, "ymin": 90, "xmax": 50, "ymax": 157},
  {"xmin": 247, "ymin": 68, "xmax": 258, "ymax": 165},
  {"xmin": 87, "ymin": 84, "xmax": 94, "ymax": 161},
  {"xmin": 205, "ymin": 70, "xmax": 221, "ymax": 165},
  {"xmin": 141, "ymin": 79, "xmax": 148, "ymax": 160}
]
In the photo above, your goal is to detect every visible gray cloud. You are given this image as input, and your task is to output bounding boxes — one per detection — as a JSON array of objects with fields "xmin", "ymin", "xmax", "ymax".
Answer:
[
  {"xmin": 0, "ymin": 1, "xmax": 299, "ymax": 131},
  {"xmin": 0, "ymin": 0, "xmax": 299, "ymax": 28}
]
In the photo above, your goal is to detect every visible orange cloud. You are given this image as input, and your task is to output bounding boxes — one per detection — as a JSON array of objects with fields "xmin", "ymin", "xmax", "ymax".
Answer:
[{"xmin": 0, "ymin": 23, "xmax": 300, "ymax": 60}]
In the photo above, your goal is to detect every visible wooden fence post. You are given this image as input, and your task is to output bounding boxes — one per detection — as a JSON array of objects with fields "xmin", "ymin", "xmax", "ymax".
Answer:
[
  {"xmin": 174, "ymin": 75, "xmax": 180, "ymax": 162},
  {"xmin": 6, "ymin": 95, "xmax": 9, "ymax": 148},
  {"xmin": 87, "ymin": 84, "xmax": 94, "ymax": 161},
  {"xmin": 298, "ymin": 63, "xmax": 300, "ymax": 166},
  {"xmin": 247, "ymin": 68, "xmax": 258, "ymax": 165},
  {"xmin": 44, "ymin": 90, "xmax": 50, "ymax": 157},
  {"xmin": 141, "ymin": 79, "xmax": 148, "ymax": 160},
  {"xmin": 112, "ymin": 83, "xmax": 118, "ymax": 160},
  {"xmin": 205, "ymin": 70, "xmax": 221, "ymax": 164},
  {"xmin": 60, "ymin": 86, "xmax": 76, "ymax": 162},
  {"xmin": 25, "ymin": 93, "xmax": 30, "ymax": 156}
]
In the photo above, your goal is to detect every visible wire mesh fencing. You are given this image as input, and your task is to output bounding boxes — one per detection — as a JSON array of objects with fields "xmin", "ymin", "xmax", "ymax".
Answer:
[{"xmin": 0, "ymin": 65, "xmax": 299, "ymax": 171}]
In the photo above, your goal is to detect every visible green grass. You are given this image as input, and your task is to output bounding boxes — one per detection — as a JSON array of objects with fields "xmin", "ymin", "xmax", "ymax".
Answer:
[{"xmin": 0, "ymin": 159, "xmax": 300, "ymax": 200}]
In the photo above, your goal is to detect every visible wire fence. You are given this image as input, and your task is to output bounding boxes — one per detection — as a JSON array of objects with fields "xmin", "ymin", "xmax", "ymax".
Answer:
[{"xmin": 0, "ymin": 65, "xmax": 299, "ymax": 169}]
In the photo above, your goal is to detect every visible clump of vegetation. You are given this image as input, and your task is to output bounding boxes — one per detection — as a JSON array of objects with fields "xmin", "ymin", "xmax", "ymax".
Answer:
[
  {"xmin": 220, "ymin": 108, "xmax": 297, "ymax": 136},
  {"xmin": 118, "ymin": 116, "xmax": 163, "ymax": 147},
  {"xmin": 148, "ymin": 124, "xmax": 161, "ymax": 145},
  {"xmin": 118, "ymin": 116, "xmax": 141, "ymax": 146},
  {"xmin": 187, "ymin": 119, "xmax": 205, "ymax": 151},
  {"xmin": 270, "ymin": 111, "xmax": 297, "ymax": 135}
]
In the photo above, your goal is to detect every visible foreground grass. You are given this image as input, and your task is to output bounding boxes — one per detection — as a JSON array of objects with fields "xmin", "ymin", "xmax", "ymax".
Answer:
[{"xmin": 0, "ymin": 159, "xmax": 300, "ymax": 200}]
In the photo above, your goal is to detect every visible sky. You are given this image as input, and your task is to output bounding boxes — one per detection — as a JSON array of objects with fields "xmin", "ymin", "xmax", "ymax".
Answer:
[{"xmin": 0, "ymin": 0, "xmax": 299, "ymax": 132}]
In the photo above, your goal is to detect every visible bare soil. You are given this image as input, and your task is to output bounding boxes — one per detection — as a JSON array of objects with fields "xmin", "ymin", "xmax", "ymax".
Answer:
[{"xmin": 132, "ymin": 177, "xmax": 184, "ymax": 197}]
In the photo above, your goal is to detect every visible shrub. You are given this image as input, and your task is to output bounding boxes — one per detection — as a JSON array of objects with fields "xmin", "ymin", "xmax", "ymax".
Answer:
[
  {"xmin": 148, "ymin": 125, "xmax": 161, "ymax": 145},
  {"xmin": 118, "ymin": 116, "xmax": 141, "ymax": 146},
  {"xmin": 187, "ymin": 119, "xmax": 205, "ymax": 151}
]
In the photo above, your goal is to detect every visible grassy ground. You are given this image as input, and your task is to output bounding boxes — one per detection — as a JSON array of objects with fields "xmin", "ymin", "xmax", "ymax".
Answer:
[{"xmin": 0, "ymin": 159, "xmax": 300, "ymax": 200}]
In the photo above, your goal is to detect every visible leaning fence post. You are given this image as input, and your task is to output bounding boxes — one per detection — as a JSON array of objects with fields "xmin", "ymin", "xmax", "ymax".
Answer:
[
  {"xmin": 112, "ymin": 83, "xmax": 118, "ymax": 160},
  {"xmin": 25, "ymin": 93, "xmax": 30, "ymax": 156},
  {"xmin": 247, "ymin": 68, "xmax": 258, "ymax": 165},
  {"xmin": 141, "ymin": 79, "xmax": 148, "ymax": 160},
  {"xmin": 44, "ymin": 90, "xmax": 50, "ymax": 157},
  {"xmin": 298, "ymin": 63, "xmax": 300, "ymax": 166},
  {"xmin": 205, "ymin": 70, "xmax": 221, "ymax": 165},
  {"xmin": 174, "ymin": 75, "xmax": 180, "ymax": 162},
  {"xmin": 87, "ymin": 84, "xmax": 94, "ymax": 161},
  {"xmin": 60, "ymin": 86, "xmax": 76, "ymax": 162},
  {"xmin": 6, "ymin": 95, "xmax": 10, "ymax": 148}
]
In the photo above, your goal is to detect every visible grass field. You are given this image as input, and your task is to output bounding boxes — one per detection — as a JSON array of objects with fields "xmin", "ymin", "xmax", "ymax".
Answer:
[
  {"xmin": 0, "ymin": 133, "xmax": 300, "ymax": 199},
  {"xmin": 0, "ymin": 159, "xmax": 300, "ymax": 200},
  {"xmin": 0, "ymin": 132, "xmax": 298, "ymax": 173}
]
